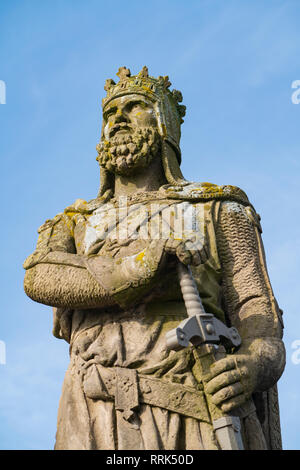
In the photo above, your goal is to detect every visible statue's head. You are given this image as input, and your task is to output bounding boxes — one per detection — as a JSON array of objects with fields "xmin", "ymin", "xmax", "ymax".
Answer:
[{"xmin": 96, "ymin": 66, "xmax": 187, "ymax": 198}]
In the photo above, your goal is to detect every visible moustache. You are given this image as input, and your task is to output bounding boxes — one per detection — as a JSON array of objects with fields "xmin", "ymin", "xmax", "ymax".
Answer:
[{"xmin": 109, "ymin": 123, "xmax": 132, "ymax": 138}]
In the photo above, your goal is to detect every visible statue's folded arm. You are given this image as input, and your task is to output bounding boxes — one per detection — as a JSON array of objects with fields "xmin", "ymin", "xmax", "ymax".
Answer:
[
  {"xmin": 216, "ymin": 201, "xmax": 286, "ymax": 392},
  {"xmin": 23, "ymin": 211, "xmax": 166, "ymax": 309}
]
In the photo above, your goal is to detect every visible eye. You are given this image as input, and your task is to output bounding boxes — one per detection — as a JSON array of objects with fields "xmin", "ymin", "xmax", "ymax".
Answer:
[
  {"xmin": 129, "ymin": 102, "xmax": 145, "ymax": 113},
  {"xmin": 104, "ymin": 107, "xmax": 117, "ymax": 121}
]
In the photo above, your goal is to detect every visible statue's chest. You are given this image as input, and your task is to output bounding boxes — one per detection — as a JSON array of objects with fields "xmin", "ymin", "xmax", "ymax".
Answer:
[{"xmin": 74, "ymin": 200, "xmax": 207, "ymax": 256}]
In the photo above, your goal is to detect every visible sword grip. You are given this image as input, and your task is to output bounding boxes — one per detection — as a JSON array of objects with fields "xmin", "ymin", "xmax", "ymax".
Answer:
[{"xmin": 177, "ymin": 262, "xmax": 205, "ymax": 316}]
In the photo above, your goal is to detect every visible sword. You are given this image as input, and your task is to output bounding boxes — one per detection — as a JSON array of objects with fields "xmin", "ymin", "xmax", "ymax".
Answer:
[{"xmin": 166, "ymin": 262, "xmax": 244, "ymax": 450}]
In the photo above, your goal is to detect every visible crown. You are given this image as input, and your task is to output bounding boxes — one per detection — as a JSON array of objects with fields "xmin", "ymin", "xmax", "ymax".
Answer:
[{"xmin": 102, "ymin": 66, "xmax": 186, "ymax": 123}]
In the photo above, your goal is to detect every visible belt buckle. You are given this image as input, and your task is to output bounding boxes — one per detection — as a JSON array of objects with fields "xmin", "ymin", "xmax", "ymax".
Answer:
[{"xmin": 115, "ymin": 367, "xmax": 139, "ymax": 421}]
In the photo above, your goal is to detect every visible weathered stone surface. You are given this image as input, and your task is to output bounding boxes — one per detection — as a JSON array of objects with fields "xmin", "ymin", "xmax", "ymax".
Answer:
[{"xmin": 23, "ymin": 66, "xmax": 285, "ymax": 450}]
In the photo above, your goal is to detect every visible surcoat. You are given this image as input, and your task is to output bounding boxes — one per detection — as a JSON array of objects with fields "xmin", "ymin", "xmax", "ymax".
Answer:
[{"xmin": 23, "ymin": 182, "xmax": 284, "ymax": 450}]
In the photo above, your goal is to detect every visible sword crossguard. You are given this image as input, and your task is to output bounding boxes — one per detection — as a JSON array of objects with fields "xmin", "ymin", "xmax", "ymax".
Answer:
[{"xmin": 166, "ymin": 313, "xmax": 241, "ymax": 351}]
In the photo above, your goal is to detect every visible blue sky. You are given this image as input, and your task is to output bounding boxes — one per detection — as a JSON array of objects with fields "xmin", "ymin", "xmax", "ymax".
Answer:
[{"xmin": 0, "ymin": 0, "xmax": 299, "ymax": 449}]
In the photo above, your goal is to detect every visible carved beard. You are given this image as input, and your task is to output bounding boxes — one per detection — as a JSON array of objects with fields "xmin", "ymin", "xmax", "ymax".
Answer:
[{"xmin": 96, "ymin": 126, "xmax": 161, "ymax": 176}]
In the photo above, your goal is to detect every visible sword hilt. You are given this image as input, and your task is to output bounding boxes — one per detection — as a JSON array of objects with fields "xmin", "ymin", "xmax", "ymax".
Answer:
[{"xmin": 165, "ymin": 263, "xmax": 241, "ymax": 352}]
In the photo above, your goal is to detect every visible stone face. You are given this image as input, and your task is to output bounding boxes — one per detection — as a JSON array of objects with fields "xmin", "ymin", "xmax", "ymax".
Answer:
[{"xmin": 23, "ymin": 67, "xmax": 285, "ymax": 450}]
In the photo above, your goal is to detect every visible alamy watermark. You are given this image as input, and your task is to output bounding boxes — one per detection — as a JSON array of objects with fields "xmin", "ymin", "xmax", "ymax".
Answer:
[
  {"xmin": 291, "ymin": 340, "xmax": 300, "ymax": 365},
  {"xmin": 291, "ymin": 80, "xmax": 300, "ymax": 104},
  {"xmin": 0, "ymin": 80, "xmax": 6, "ymax": 104},
  {"xmin": 84, "ymin": 197, "xmax": 205, "ymax": 253},
  {"xmin": 0, "ymin": 340, "xmax": 6, "ymax": 365}
]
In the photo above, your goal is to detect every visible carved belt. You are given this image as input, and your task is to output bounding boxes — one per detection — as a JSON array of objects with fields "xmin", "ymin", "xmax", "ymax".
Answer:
[{"xmin": 82, "ymin": 364, "xmax": 211, "ymax": 423}]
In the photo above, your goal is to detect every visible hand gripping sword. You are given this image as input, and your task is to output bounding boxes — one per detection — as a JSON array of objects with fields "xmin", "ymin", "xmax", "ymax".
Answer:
[{"xmin": 166, "ymin": 262, "xmax": 245, "ymax": 450}]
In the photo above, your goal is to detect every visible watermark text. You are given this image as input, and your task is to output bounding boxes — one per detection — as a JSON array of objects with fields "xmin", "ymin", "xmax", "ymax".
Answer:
[
  {"xmin": 291, "ymin": 340, "xmax": 300, "ymax": 365},
  {"xmin": 0, "ymin": 80, "xmax": 6, "ymax": 104},
  {"xmin": 84, "ymin": 198, "xmax": 205, "ymax": 253},
  {"xmin": 291, "ymin": 80, "xmax": 300, "ymax": 104},
  {"xmin": 0, "ymin": 340, "xmax": 6, "ymax": 365}
]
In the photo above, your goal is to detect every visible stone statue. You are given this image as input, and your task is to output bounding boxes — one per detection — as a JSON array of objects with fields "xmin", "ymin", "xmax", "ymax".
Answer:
[{"xmin": 23, "ymin": 66, "xmax": 286, "ymax": 450}]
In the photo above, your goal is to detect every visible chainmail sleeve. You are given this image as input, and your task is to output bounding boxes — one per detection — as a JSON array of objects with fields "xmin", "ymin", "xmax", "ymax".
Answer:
[{"xmin": 216, "ymin": 201, "xmax": 283, "ymax": 340}]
